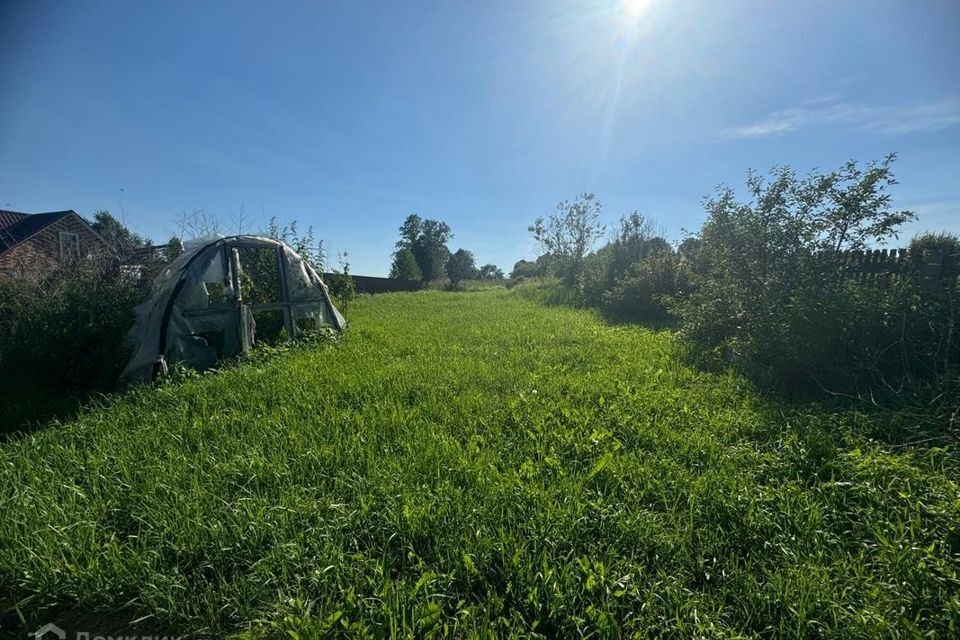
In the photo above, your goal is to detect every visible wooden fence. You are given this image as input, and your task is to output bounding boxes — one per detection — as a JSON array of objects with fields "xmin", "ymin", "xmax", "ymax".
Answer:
[
  {"xmin": 323, "ymin": 273, "xmax": 423, "ymax": 294},
  {"xmin": 822, "ymin": 248, "xmax": 959, "ymax": 285}
]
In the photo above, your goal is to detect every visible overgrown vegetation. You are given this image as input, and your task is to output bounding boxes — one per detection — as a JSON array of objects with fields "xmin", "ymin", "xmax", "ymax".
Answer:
[
  {"xmin": 578, "ymin": 212, "xmax": 685, "ymax": 325},
  {"xmin": 265, "ymin": 217, "xmax": 327, "ymax": 273},
  {"xmin": 526, "ymin": 156, "xmax": 959, "ymax": 417},
  {"xmin": 0, "ymin": 256, "xmax": 148, "ymax": 432},
  {"xmin": 0, "ymin": 213, "xmax": 349, "ymax": 434},
  {"xmin": 1, "ymin": 163, "xmax": 956, "ymax": 635},
  {"xmin": 90, "ymin": 210, "xmax": 152, "ymax": 255},
  {"xmin": 1, "ymin": 289, "xmax": 957, "ymax": 637},
  {"xmin": 326, "ymin": 250, "xmax": 358, "ymax": 308},
  {"xmin": 675, "ymin": 157, "xmax": 954, "ymax": 399}
]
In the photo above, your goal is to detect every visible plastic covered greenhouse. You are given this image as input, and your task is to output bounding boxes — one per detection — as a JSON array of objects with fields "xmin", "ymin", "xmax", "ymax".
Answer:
[{"xmin": 119, "ymin": 235, "xmax": 345, "ymax": 385}]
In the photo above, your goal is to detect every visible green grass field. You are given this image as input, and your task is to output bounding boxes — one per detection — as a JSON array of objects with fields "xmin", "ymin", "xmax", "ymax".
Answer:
[{"xmin": 1, "ymin": 287, "xmax": 958, "ymax": 638}]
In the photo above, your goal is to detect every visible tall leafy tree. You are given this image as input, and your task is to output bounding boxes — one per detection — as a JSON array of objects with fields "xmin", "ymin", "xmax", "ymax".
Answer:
[
  {"xmin": 529, "ymin": 193, "xmax": 604, "ymax": 284},
  {"xmin": 446, "ymin": 248, "xmax": 477, "ymax": 287},
  {"xmin": 395, "ymin": 214, "xmax": 423, "ymax": 252},
  {"xmin": 90, "ymin": 210, "xmax": 151, "ymax": 256},
  {"xmin": 803, "ymin": 153, "xmax": 915, "ymax": 254},
  {"xmin": 389, "ymin": 247, "xmax": 422, "ymax": 280},
  {"xmin": 414, "ymin": 219, "xmax": 453, "ymax": 281},
  {"xmin": 393, "ymin": 214, "xmax": 453, "ymax": 281},
  {"xmin": 510, "ymin": 260, "xmax": 536, "ymax": 279},
  {"xmin": 478, "ymin": 264, "xmax": 504, "ymax": 280}
]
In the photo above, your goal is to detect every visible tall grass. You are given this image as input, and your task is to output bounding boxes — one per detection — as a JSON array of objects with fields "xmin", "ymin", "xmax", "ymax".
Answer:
[{"xmin": 0, "ymin": 289, "xmax": 957, "ymax": 637}]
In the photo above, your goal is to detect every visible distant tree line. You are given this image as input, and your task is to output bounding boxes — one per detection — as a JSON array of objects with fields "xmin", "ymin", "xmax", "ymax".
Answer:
[
  {"xmin": 389, "ymin": 214, "xmax": 504, "ymax": 287},
  {"xmin": 518, "ymin": 155, "xmax": 958, "ymax": 428}
]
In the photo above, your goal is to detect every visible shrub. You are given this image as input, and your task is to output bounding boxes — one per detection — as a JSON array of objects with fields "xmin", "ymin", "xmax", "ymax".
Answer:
[
  {"xmin": 0, "ymin": 258, "xmax": 146, "ymax": 429},
  {"xmin": 511, "ymin": 256, "xmax": 555, "ymax": 280},
  {"xmin": 673, "ymin": 157, "xmax": 957, "ymax": 400},
  {"xmin": 896, "ymin": 233, "xmax": 959, "ymax": 383},
  {"xmin": 326, "ymin": 252, "xmax": 358, "ymax": 308},
  {"xmin": 266, "ymin": 217, "xmax": 326, "ymax": 272},
  {"xmin": 605, "ymin": 213, "xmax": 668, "ymax": 283},
  {"xmin": 505, "ymin": 275, "xmax": 527, "ymax": 289},
  {"xmin": 575, "ymin": 246, "xmax": 612, "ymax": 307},
  {"xmin": 576, "ymin": 213, "xmax": 674, "ymax": 312},
  {"xmin": 602, "ymin": 250, "xmax": 691, "ymax": 326}
]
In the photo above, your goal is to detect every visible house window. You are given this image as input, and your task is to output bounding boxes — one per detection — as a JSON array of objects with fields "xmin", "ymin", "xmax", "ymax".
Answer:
[{"xmin": 59, "ymin": 232, "xmax": 80, "ymax": 260}]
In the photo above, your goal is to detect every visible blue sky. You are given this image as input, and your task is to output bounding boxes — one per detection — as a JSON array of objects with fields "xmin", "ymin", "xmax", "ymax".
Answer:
[{"xmin": 1, "ymin": 0, "xmax": 958, "ymax": 276}]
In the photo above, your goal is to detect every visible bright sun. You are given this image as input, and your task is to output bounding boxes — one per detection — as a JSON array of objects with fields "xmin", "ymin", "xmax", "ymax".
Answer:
[{"xmin": 622, "ymin": 0, "xmax": 653, "ymax": 26}]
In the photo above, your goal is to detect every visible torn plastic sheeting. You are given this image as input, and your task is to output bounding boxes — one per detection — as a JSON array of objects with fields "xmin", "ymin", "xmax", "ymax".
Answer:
[{"xmin": 118, "ymin": 235, "xmax": 345, "ymax": 387}]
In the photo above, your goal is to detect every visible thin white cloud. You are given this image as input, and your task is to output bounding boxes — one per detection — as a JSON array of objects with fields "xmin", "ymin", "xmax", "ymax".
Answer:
[
  {"xmin": 721, "ymin": 98, "xmax": 960, "ymax": 140},
  {"xmin": 902, "ymin": 200, "xmax": 960, "ymax": 226},
  {"xmin": 897, "ymin": 200, "xmax": 960, "ymax": 239}
]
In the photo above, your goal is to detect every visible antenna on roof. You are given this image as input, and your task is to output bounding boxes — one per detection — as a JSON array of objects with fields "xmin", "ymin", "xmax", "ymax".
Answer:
[{"xmin": 119, "ymin": 187, "xmax": 128, "ymax": 225}]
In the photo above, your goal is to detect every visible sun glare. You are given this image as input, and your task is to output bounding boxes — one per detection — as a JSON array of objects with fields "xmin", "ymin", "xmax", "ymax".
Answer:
[{"xmin": 622, "ymin": 0, "xmax": 653, "ymax": 26}]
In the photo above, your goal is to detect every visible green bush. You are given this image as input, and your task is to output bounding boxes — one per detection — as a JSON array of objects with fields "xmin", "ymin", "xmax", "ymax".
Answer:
[
  {"xmin": 325, "ymin": 271, "xmax": 357, "ymax": 308},
  {"xmin": 575, "ymin": 247, "xmax": 611, "ymax": 307},
  {"xmin": 674, "ymin": 157, "xmax": 957, "ymax": 401},
  {"xmin": 0, "ymin": 259, "xmax": 146, "ymax": 429},
  {"xmin": 510, "ymin": 256, "xmax": 554, "ymax": 280},
  {"xmin": 325, "ymin": 250, "xmax": 358, "ymax": 308},
  {"xmin": 602, "ymin": 250, "xmax": 691, "ymax": 326},
  {"xmin": 573, "ymin": 213, "xmax": 675, "ymax": 312}
]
